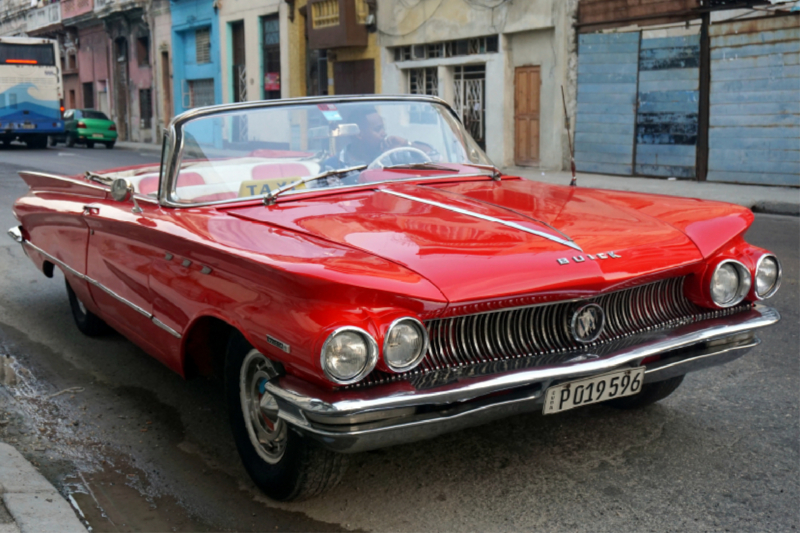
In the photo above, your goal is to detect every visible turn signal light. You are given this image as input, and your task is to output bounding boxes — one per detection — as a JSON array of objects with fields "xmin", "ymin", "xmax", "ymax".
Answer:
[
  {"xmin": 109, "ymin": 124, "xmax": 116, "ymax": 131},
  {"xmin": 77, "ymin": 121, "xmax": 87, "ymax": 129}
]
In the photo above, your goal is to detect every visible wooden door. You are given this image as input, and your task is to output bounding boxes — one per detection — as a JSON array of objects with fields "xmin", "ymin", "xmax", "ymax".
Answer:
[
  {"xmin": 514, "ymin": 66, "xmax": 540, "ymax": 166},
  {"xmin": 333, "ymin": 59, "xmax": 375, "ymax": 95}
]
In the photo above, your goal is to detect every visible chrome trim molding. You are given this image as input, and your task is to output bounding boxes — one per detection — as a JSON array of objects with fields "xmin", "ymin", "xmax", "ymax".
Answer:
[
  {"xmin": 320, "ymin": 326, "xmax": 379, "ymax": 385},
  {"xmin": 20, "ymin": 237, "xmax": 182, "ymax": 339},
  {"xmin": 754, "ymin": 254, "xmax": 782, "ymax": 300},
  {"xmin": 7, "ymin": 226, "xmax": 23, "ymax": 244},
  {"xmin": 378, "ymin": 189, "xmax": 583, "ymax": 251},
  {"xmin": 266, "ymin": 305, "xmax": 779, "ymax": 453},
  {"xmin": 152, "ymin": 317, "xmax": 181, "ymax": 338},
  {"xmin": 18, "ymin": 171, "xmax": 109, "ymax": 192}
]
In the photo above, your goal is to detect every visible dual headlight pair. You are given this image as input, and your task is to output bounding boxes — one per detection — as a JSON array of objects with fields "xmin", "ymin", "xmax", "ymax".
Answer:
[
  {"xmin": 710, "ymin": 254, "xmax": 781, "ymax": 308},
  {"xmin": 320, "ymin": 318, "xmax": 428, "ymax": 385}
]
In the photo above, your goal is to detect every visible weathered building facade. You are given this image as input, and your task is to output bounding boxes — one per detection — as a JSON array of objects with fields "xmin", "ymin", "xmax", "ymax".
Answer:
[
  {"xmin": 378, "ymin": 0, "xmax": 579, "ymax": 171},
  {"xmin": 573, "ymin": 0, "xmax": 798, "ymax": 186}
]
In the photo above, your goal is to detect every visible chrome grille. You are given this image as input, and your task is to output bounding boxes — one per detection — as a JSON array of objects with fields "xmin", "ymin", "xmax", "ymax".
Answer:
[{"xmin": 348, "ymin": 277, "xmax": 746, "ymax": 390}]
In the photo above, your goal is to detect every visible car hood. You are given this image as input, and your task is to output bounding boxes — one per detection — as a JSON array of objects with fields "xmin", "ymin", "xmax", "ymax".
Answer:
[{"xmin": 227, "ymin": 178, "xmax": 730, "ymax": 305}]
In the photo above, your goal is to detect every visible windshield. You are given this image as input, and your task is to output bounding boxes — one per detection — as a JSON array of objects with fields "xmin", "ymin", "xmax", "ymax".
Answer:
[
  {"xmin": 162, "ymin": 100, "xmax": 492, "ymax": 204},
  {"xmin": 82, "ymin": 110, "xmax": 109, "ymax": 120}
]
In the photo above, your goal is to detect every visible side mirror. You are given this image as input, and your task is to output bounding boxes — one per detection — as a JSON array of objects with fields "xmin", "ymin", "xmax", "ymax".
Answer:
[{"xmin": 110, "ymin": 178, "xmax": 143, "ymax": 214}]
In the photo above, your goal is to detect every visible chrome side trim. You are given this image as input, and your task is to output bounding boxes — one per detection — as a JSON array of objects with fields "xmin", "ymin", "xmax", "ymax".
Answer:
[
  {"xmin": 20, "ymin": 238, "xmax": 182, "ymax": 339},
  {"xmin": 7, "ymin": 226, "xmax": 23, "ymax": 244},
  {"xmin": 266, "ymin": 305, "xmax": 779, "ymax": 417},
  {"xmin": 378, "ymin": 189, "xmax": 583, "ymax": 252},
  {"xmin": 152, "ymin": 317, "xmax": 181, "ymax": 338},
  {"xmin": 19, "ymin": 171, "xmax": 109, "ymax": 192}
]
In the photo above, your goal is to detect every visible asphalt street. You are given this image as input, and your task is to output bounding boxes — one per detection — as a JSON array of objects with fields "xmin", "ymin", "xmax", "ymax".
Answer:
[{"xmin": 0, "ymin": 142, "xmax": 797, "ymax": 532}]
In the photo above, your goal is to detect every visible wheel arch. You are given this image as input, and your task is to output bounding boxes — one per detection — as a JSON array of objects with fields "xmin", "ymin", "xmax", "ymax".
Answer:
[{"xmin": 180, "ymin": 313, "xmax": 259, "ymax": 380}]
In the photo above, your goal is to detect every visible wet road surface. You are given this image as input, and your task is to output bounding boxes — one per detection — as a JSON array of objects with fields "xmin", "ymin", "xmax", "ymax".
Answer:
[{"xmin": 0, "ymin": 143, "xmax": 798, "ymax": 532}]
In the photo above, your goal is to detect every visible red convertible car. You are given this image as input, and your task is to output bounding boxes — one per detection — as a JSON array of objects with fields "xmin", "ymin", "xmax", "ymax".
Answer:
[{"xmin": 9, "ymin": 96, "xmax": 781, "ymax": 500}]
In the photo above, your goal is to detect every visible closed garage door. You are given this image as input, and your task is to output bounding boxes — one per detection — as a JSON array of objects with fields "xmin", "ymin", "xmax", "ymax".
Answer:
[{"xmin": 707, "ymin": 16, "xmax": 800, "ymax": 186}]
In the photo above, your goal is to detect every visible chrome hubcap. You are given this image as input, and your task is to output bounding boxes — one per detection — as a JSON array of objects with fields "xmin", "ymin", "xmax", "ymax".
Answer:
[{"xmin": 239, "ymin": 349, "xmax": 287, "ymax": 464}]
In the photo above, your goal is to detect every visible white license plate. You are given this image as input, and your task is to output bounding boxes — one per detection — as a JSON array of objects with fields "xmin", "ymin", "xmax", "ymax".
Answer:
[
  {"xmin": 20, "ymin": 124, "xmax": 35, "ymax": 129},
  {"xmin": 543, "ymin": 367, "xmax": 645, "ymax": 415},
  {"xmin": 92, "ymin": 133, "xmax": 104, "ymax": 138}
]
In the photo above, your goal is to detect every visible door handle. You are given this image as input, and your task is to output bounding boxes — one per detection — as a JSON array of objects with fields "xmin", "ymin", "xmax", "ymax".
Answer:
[{"xmin": 83, "ymin": 204, "xmax": 100, "ymax": 215}]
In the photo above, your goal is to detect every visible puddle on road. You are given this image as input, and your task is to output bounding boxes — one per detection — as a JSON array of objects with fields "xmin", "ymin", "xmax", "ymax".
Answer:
[{"xmin": 0, "ymin": 353, "xmax": 220, "ymax": 532}]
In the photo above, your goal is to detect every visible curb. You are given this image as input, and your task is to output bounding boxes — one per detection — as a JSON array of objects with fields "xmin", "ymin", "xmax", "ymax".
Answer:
[
  {"xmin": 114, "ymin": 141, "xmax": 162, "ymax": 154},
  {"xmin": 0, "ymin": 444, "xmax": 85, "ymax": 533},
  {"xmin": 752, "ymin": 201, "xmax": 800, "ymax": 217}
]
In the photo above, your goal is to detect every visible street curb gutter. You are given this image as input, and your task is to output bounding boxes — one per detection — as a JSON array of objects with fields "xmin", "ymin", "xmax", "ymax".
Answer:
[
  {"xmin": 0, "ymin": 444, "xmax": 86, "ymax": 532},
  {"xmin": 752, "ymin": 201, "xmax": 800, "ymax": 217}
]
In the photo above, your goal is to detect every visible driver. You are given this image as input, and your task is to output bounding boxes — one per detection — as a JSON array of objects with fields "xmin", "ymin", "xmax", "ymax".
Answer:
[{"xmin": 323, "ymin": 106, "xmax": 410, "ymax": 170}]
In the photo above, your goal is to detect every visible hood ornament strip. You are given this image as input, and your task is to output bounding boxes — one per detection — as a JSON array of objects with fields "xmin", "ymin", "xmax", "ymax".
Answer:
[{"xmin": 378, "ymin": 189, "xmax": 583, "ymax": 252}]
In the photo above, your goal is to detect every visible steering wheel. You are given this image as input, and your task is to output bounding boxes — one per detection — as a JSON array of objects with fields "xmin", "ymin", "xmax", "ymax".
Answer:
[{"xmin": 367, "ymin": 146, "xmax": 432, "ymax": 170}]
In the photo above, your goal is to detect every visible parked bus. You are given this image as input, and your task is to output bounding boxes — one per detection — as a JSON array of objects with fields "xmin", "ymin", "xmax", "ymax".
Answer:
[{"xmin": 0, "ymin": 36, "xmax": 64, "ymax": 148}]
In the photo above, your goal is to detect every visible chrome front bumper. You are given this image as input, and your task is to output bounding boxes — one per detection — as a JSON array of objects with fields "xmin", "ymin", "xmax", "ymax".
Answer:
[{"xmin": 267, "ymin": 305, "xmax": 780, "ymax": 453}]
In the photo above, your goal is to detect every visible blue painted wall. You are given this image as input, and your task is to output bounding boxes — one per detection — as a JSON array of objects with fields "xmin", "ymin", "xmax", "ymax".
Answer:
[
  {"xmin": 635, "ymin": 34, "xmax": 700, "ymax": 179},
  {"xmin": 707, "ymin": 19, "xmax": 799, "ymax": 186},
  {"xmin": 170, "ymin": 0, "xmax": 222, "ymax": 118},
  {"xmin": 574, "ymin": 33, "xmax": 640, "ymax": 176}
]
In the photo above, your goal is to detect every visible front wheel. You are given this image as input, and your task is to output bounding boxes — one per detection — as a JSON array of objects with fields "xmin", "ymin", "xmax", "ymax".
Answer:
[
  {"xmin": 225, "ymin": 332, "xmax": 347, "ymax": 501},
  {"xmin": 66, "ymin": 280, "xmax": 111, "ymax": 336},
  {"xmin": 65, "ymin": 134, "xmax": 75, "ymax": 147},
  {"xmin": 604, "ymin": 375, "xmax": 685, "ymax": 409}
]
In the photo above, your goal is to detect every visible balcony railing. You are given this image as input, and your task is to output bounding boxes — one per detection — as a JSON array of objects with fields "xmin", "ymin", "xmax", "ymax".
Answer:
[{"xmin": 62, "ymin": 0, "xmax": 94, "ymax": 21}]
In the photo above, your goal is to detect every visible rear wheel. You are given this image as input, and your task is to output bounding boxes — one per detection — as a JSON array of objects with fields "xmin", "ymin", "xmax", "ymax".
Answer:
[
  {"xmin": 225, "ymin": 331, "xmax": 347, "ymax": 501},
  {"xmin": 604, "ymin": 375, "xmax": 685, "ymax": 409},
  {"xmin": 104, "ymin": 141, "xmax": 115, "ymax": 149},
  {"xmin": 26, "ymin": 136, "xmax": 48, "ymax": 149},
  {"xmin": 86, "ymin": 141, "xmax": 95, "ymax": 148},
  {"xmin": 47, "ymin": 136, "xmax": 58, "ymax": 147},
  {"xmin": 66, "ymin": 280, "xmax": 110, "ymax": 336}
]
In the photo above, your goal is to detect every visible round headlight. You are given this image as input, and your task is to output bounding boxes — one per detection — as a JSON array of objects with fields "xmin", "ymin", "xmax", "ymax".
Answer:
[
  {"xmin": 320, "ymin": 327, "xmax": 378, "ymax": 384},
  {"xmin": 754, "ymin": 255, "xmax": 781, "ymax": 299},
  {"xmin": 710, "ymin": 260, "xmax": 751, "ymax": 308},
  {"xmin": 384, "ymin": 318, "xmax": 428, "ymax": 372}
]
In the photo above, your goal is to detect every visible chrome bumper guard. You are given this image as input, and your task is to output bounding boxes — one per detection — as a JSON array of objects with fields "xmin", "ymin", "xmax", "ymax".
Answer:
[
  {"xmin": 7, "ymin": 226, "xmax": 23, "ymax": 244},
  {"xmin": 267, "ymin": 305, "xmax": 779, "ymax": 453}
]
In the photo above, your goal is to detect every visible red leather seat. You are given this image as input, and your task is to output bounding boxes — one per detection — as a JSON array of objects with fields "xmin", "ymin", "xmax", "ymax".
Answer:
[{"xmin": 138, "ymin": 172, "xmax": 206, "ymax": 195}]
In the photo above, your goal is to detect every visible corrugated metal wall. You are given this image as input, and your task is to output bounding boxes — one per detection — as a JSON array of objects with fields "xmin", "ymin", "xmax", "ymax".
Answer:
[
  {"xmin": 707, "ymin": 16, "xmax": 799, "ymax": 186},
  {"xmin": 635, "ymin": 34, "xmax": 700, "ymax": 178},
  {"xmin": 574, "ymin": 32, "xmax": 640, "ymax": 175}
]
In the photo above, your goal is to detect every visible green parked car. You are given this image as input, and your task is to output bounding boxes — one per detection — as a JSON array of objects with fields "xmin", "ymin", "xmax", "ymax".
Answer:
[{"xmin": 49, "ymin": 109, "xmax": 117, "ymax": 149}]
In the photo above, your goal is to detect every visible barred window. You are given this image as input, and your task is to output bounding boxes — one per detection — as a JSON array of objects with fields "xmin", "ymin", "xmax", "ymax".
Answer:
[
  {"xmin": 393, "ymin": 35, "xmax": 499, "ymax": 62},
  {"xmin": 188, "ymin": 78, "xmax": 215, "ymax": 108},
  {"xmin": 408, "ymin": 67, "xmax": 438, "ymax": 96},
  {"xmin": 195, "ymin": 28, "xmax": 211, "ymax": 64}
]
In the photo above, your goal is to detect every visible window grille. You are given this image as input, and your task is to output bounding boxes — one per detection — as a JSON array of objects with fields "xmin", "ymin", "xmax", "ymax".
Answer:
[
  {"xmin": 453, "ymin": 64, "xmax": 485, "ymax": 149},
  {"xmin": 139, "ymin": 88, "xmax": 152, "ymax": 129},
  {"xmin": 195, "ymin": 28, "xmax": 211, "ymax": 64},
  {"xmin": 409, "ymin": 67, "xmax": 438, "ymax": 96},
  {"xmin": 188, "ymin": 78, "xmax": 215, "ymax": 108},
  {"xmin": 393, "ymin": 36, "xmax": 499, "ymax": 62},
  {"xmin": 312, "ymin": 0, "xmax": 340, "ymax": 28}
]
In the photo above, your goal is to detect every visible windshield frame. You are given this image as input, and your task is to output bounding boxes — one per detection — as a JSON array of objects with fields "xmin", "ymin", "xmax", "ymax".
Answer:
[{"xmin": 158, "ymin": 95, "xmax": 492, "ymax": 209}]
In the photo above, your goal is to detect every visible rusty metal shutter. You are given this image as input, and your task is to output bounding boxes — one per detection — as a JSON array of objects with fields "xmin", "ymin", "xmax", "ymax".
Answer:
[
  {"xmin": 707, "ymin": 16, "xmax": 800, "ymax": 186},
  {"xmin": 574, "ymin": 32, "xmax": 640, "ymax": 175},
  {"xmin": 635, "ymin": 33, "xmax": 700, "ymax": 178}
]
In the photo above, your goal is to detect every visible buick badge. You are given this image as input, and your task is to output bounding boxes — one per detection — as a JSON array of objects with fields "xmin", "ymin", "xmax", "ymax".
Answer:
[{"xmin": 571, "ymin": 303, "xmax": 605, "ymax": 344}]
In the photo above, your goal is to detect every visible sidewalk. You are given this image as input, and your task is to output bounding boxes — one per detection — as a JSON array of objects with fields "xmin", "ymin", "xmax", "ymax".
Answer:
[
  {"xmin": 0, "ymin": 444, "xmax": 85, "ymax": 533},
  {"xmin": 504, "ymin": 167, "xmax": 800, "ymax": 216}
]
